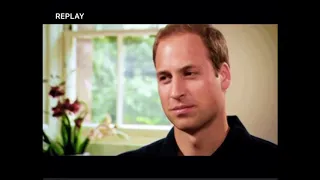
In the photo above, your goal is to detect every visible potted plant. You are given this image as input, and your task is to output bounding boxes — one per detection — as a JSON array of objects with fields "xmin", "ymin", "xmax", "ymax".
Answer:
[
  {"xmin": 42, "ymin": 77, "xmax": 92, "ymax": 155},
  {"xmin": 43, "ymin": 75, "xmax": 129, "ymax": 156}
]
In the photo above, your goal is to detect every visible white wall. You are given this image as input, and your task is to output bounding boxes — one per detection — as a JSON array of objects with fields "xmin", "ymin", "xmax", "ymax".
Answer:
[{"xmin": 215, "ymin": 24, "xmax": 278, "ymax": 144}]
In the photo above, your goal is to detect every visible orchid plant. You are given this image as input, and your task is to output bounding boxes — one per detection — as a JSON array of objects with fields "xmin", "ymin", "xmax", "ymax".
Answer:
[
  {"xmin": 42, "ymin": 79, "xmax": 92, "ymax": 155},
  {"xmin": 43, "ymin": 74, "xmax": 129, "ymax": 156}
]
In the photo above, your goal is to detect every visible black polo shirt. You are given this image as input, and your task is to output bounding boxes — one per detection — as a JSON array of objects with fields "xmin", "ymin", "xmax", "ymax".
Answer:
[{"xmin": 118, "ymin": 116, "xmax": 278, "ymax": 176}]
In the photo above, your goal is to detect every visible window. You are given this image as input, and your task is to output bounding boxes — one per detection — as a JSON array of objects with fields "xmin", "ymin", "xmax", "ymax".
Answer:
[
  {"xmin": 70, "ymin": 24, "xmax": 172, "ymax": 130},
  {"xmin": 75, "ymin": 24, "xmax": 167, "ymax": 31}
]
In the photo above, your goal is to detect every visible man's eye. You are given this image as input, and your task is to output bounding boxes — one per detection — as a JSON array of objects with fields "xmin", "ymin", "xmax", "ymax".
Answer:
[
  {"xmin": 185, "ymin": 71, "xmax": 195, "ymax": 76},
  {"xmin": 159, "ymin": 76, "xmax": 166, "ymax": 81}
]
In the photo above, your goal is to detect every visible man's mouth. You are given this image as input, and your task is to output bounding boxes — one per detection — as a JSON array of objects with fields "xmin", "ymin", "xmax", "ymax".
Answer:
[{"xmin": 170, "ymin": 105, "xmax": 195, "ymax": 115}]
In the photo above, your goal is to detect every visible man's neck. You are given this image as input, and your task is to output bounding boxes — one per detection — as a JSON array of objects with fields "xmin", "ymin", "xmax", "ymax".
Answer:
[{"xmin": 174, "ymin": 114, "xmax": 230, "ymax": 156}]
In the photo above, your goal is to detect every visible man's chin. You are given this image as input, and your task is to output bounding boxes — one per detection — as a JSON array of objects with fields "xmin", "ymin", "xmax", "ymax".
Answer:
[{"xmin": 172, "ymin": 118, "xmax": 202, "ymax": 133}]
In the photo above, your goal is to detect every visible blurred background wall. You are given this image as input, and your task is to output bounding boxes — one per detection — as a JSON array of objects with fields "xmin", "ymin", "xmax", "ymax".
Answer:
[{"xmin": 219, "ymin": 25, "xmax": 278, "ymax": 144}]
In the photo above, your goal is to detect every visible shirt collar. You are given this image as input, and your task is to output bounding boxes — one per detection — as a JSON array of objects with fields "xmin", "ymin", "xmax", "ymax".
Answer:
[{"xmin": 159, "ymin": 115, "xmax": 250, "ymax": 156}]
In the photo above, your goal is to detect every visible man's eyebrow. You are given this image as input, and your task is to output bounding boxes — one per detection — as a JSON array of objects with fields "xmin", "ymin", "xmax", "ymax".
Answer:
[
  {"xmin": 156, "ymin": 70, "xmax": 169, "ymax": 77},
  {"xmin": 156, "ymin": 64, "xmax": 198, "ymax": 77},
  {"xmin": 180, "ymin": 64, "xmax": 198, "ymax": 71}
]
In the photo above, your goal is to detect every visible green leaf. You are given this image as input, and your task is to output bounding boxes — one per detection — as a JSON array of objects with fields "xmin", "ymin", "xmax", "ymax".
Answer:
[
  {"xmin": 78, "ymin": 137, "xmax": 90, "ymax": 154},
  {"xmin": 60, "ymin": 115, "xmax": 76, "ymax": 155},
  {"xmin": 63, "ymin": 115, "xmax": 74, "ymax": 153},
  {"xmin": 61, "ymin": 121, "xmax": 69, "ymax": 147},
  {"xmin": 60, "ymin": 115, "xmax": 71, "ymax": 148},
  {"xmin": 43, "ymin": 129, "xmax": 65, "ymax": 156},
  {"xmin": 49, "ymin": 142, "xmax": 64, "ymax": 156},
  {"xmin": 73, "ymin": 126, "xmax": 80, "ymax": 153},
  {"xmin": 43, "ymin": 130, "xmax": 51, "ymax": 144}
]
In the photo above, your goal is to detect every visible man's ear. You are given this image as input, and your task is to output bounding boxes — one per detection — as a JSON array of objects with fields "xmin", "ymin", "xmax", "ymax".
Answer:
[{"xmin": 219, "ymin": 62, "xmax": 231, "ymax": 92}]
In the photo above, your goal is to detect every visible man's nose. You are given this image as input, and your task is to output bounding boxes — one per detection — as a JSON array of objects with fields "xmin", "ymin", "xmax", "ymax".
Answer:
[{"xmin": 170, "ymin": 77, "xmax": 186, "ymax": 100}]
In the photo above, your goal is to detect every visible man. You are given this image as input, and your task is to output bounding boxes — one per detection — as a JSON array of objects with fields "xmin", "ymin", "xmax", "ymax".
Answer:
[{"xmin": 119, "ymin": 24, "xmax": 277, "ymax": 162}]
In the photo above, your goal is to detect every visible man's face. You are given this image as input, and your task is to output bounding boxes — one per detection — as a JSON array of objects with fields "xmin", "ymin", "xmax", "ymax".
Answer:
[{"xmin": 155, "ymin": 33, "xmax": 230, "ymax": 132}]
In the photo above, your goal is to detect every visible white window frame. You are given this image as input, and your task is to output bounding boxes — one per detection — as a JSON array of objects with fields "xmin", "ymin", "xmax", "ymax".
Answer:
[{"xmin": 64, "ymin": 25, "xmax": 173, "ymax": 131}]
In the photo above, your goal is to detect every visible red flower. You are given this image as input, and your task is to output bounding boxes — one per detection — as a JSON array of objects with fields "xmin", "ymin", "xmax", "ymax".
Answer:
[
  {"xmin": 68, "ymin": 99, "xmax": 81, "ymax": 113},
  {"xmin": 51, "ymin": 98, "xmax": 81, "ymax": 117},
  {"xmin": 52, "ymin": 101, "xmax": 65, "ymax": 117},
  {"xmin": 49, "ymin": 86, "xmax": 64, "ymax": 98},
  {"xmin": 62, "ymin": 98, "xmax": 71, "ymax": 110},
  {"xmin": 75, "ymin": 117, "xmax": 84, "ymax": 128}
]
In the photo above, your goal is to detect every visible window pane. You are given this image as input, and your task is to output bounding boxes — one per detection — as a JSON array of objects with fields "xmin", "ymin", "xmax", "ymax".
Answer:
[
  {"xmin": 123, "ymin": 35, "xmax": 170, "ymax": 125},
  {"xmin": 76, "ymin": 24, "xmax": 167, "ymax": 31},
  {"xmin": 76, "ymin": 36, "xmax": 118, "ymax": 124},
  {"xmin": 76, "ymin": 38, "xmax": 93, "ymax": 123},
  {"xmin": 92, "ymin": 36, "xmax": 118, "ymax": 124}
]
